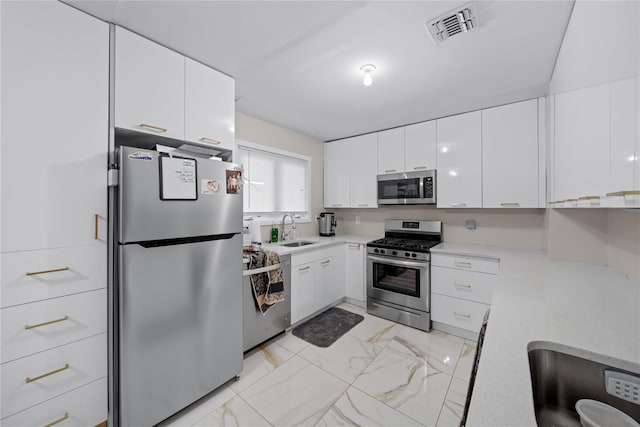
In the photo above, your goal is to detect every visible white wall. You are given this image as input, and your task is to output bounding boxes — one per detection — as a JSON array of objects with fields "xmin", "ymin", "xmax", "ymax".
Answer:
[
  {"xmin": 545, "ymin": 0, "xmax": 640, "ymax": 282},
  {"xmin": 235, "ymin": 112, "xmax": 324, "ymax": 241}
]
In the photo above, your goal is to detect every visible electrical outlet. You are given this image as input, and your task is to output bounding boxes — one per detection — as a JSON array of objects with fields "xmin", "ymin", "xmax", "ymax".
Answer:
[
  {"xmin": 355, "ymin": 216, "xmax": 361, "ymax": 224},
  {"xmin": 465, "ymin": 219, "xmax": 476, "ymax": 230}
]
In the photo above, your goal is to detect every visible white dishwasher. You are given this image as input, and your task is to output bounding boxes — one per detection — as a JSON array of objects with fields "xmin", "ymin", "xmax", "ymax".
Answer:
[{"xmin": 242, "ymin": 254, "xmax": 291, "ymax": 352}]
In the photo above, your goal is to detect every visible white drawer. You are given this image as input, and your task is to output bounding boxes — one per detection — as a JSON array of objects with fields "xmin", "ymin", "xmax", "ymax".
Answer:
[
  {"xmin": 431, "ymin": 253, "xmax": 499, "ymax": 274},
  {"xmin": 1, "ymin": 333, "xmax": 107, "ymax": 418},
  {"xmin": 1, "ymin": 377, "xmax": 107, "ymax": 426},
  {"xmin": 2, "ymin": 289, "xmax": 107, "ymax": 363},
  {"xmin": 431, "ymin": 266, "xmax": 496, "ymax": 304},
  {"xmin": 1, "ymin": 245, "xmax": 106, "ymax": 308},
  {"xmin": 431, "ymin": 294, "xmax": 490, "ymax": 333},
  {"xmin": 291, "ymin": 247, "xmax": 329, "ymax": 267}
]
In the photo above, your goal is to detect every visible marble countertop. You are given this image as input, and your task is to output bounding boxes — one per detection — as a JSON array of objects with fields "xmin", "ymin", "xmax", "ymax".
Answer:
[
  {"xmin": 431, "ymin": 243, "xmax": 640, "ymax": 426},
  {"xmin": 243, "ymin": 234, "xmax": 375, "ymax": 262}
]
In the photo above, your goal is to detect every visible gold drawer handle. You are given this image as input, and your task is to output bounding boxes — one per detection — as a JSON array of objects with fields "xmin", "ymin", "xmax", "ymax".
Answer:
[
  {"xmin": 299, "ymin": 266, "xmax": 311, "ymax": 272},
  {"xmin": 26, "ymin": 267, "xmax": 70, "ymax": 277},
  {"xmin": 199, "ymin": 137, "xmax": 222, "ymax": 145},
  {"xmin": 606, "ymin": 190, "xmax": 640, "ymax": 197},
  {"xmin": 454, "ymin": 312, "xmax": 471, "ymax": 319},
  {"xmin": 321, "ymin": 260, "xmax": 331, "ymax": 265},
  {"xmin": 579, "ymin": 195, "xmax": 600, "ymax": 201},
  {"xmin": 94, "ymin": 214, "xmax": 99, "ymax": 240},
  {"xmin": 347, "ymin": 244, "xmax": 360, "ymax": 249},
  {"xmin": 384, "ymin": 169, "xmax": 397, "ymax": 173},
  {"xmin": 450, "ymin": 203, "xmax": 467, "ymax": 207},
  {"xmin": 454, "ymin": 261, "xmax": 472, "ymax": 267},
  {"xmin": 139, "ymin": 123, "xmax": 167, "ymax": 133},
  {"xmin": 564, "ymin": 198, "xmax": 578, "ymax": 202},
  {"xmin": 25, "ymin": 315, "xmax": 69, "ymax": 330},
  {"xmin": 500, "ymin": 202, "xmax": 520, "ymax": 207},
  {"xmin": 26, "ymin": 364, "xmax": 69, "ymax": 383},
  {"xmin": 413, "ymin": 166, "xmax": 427, "ymax": 170},
  {"xmin": 454, "ymin": 283, "xmax": 472, "ymax": 289},
  {"xmin": 44, "ymin": 412, "xmax": 69, "ymax": 427}
]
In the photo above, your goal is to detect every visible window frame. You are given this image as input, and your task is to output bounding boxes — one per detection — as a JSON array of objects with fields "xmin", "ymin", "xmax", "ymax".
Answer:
[{"xmin": 235, "ymin": 139, "xmax": 312, "ymax": 225}]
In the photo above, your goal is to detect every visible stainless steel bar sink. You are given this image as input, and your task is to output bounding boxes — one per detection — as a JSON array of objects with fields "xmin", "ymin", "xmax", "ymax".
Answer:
[
  {"xmin": 280, "ymin": 241, "xmax": 316, "ymax": 247},
  {"xmin": 528, "ymin": 341, "xmax": 640, "ymax": 427}
]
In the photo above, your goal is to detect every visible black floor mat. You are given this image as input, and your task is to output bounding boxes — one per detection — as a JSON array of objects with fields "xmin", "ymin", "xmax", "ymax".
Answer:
[{"xmin": 292, "ymin": 307, "xmax": 364, "ymax": 348}]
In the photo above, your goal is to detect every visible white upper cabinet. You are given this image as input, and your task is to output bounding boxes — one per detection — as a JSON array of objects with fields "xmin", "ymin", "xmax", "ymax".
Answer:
[
  {"xmin": 436, "ymin": 111, "xmax": 482, "ymax": 208},
  {"xmin": 350, "ymin": 134, "xmax": 379, "ymax": 208},
  {"xmin": 115, "ymin": 27, "xmax": 185, "ymax": 140},
  {"xmin": 185, "ymin": 58, "xmax": 235, "ymax": 151},
  {"xmin": 1, "ymin": 1, "xmax": 108, "ymax": 252},
  {"xmin": 405, "ymin": 121, "xmax": 437, "ymax": 172},
  {"xmin": 377, "ymin": 127, "xmax": 405, "ymax": 175},
  {"xmin": 554, "ymin": 84, "xmax": 610, "ymax": 205},
  {"xmin": 324, "ymin": 141, "xmax": 350, "ymax": 208},
  {"xmin": 324, "ymin": 135, "xmax": 378, "ymax": 208},
  {"xmin": 482, "ymin": 99, "xmax": 539, "ymax": 208}
]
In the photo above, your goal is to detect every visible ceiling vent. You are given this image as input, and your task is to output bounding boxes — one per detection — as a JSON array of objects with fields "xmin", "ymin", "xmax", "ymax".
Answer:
[{"xmin": 426, "ymin": 3, "xmax": 478, "ymax": 45}]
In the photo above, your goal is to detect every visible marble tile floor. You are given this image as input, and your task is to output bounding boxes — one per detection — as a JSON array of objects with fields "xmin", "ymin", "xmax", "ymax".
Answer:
[{"xmin": 158, "ymin": 302, "xmax": 477, "ymax": 427}]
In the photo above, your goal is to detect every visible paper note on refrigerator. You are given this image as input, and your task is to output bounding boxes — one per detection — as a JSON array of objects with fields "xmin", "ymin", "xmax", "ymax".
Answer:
[{"xmin": 160, "ymin": 156, "xmax": 197, "ymax": 200}]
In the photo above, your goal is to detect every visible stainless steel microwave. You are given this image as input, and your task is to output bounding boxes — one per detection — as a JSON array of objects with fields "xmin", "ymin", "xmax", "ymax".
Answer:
[{"xmin": 377, "ymin": 170, "xmax": 436, "ymax": 205}]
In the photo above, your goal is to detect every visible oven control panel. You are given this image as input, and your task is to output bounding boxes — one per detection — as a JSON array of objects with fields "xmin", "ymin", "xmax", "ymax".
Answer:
[{"xmin": 367, "ymin": 247, "xmax": 430, "ymax": 262}]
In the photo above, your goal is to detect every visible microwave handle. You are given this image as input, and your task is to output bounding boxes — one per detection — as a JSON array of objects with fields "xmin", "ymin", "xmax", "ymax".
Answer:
[{"xmin": 367, "ymin": 254, "xmax": 428, "ymax": 269}]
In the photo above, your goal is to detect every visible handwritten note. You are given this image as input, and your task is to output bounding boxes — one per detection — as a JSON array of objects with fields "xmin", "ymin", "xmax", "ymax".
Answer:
[{"xmin": 160, "ymin": 157, "xmax": 197, "ymax": 200}]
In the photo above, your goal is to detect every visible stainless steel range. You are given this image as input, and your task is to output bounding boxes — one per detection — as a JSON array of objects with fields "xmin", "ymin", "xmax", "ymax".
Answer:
[{"xmin": 366, "ymin": 219, "xmax": 442, "ymax": 332}]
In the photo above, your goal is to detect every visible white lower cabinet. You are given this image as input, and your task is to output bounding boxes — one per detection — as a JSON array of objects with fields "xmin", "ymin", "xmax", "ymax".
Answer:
[
  {"xmin": 2, "ymin": 377, "xmax": 107, "ymax": 427},
  {"xmin": 291, "ymin": 245, "xmax": 345, "ymax": 324},
  {"xmin": 1, "ymin": 334, "xmax": 107, "ymax": 419},
  {"xmin": 345, "ymin": 243, "xmax": 366, "ymax": 303},
  {"xmin": 431, "ymin": 253, "xmax": 499, "ymax": 337}
]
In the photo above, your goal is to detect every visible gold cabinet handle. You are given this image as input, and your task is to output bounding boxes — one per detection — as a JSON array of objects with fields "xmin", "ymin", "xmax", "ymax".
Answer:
[
  {"xmin": 321, "ymin": 260, "xmax": 331, "ymax": 265},
  {"xmin": 454, "ymin": 261, "xmax": 472, "ymax": 267},
  {"xmin": 606, "ymin": 190, "xmax": 640, "ymax": 197},
  {"xmin": 413, "ymin": 166, "xmax": 427, "ymax": 170},
  {"xmin": 44, "ymin": 412, "xmax": 68, "ymax": 427},
  {"xmin": 564, "ymin": 199, "xmax": 578, "ymax": 202},
  {"xmin": 25, "ymin": 315, "xmax": 69, "ymax": 330},
  {"xmin": 500, "ymin": 202, "xmax": 520, "ymax": 207},
  {"xmin": 384, "ymin": 169, "xmax": 397, "ymax": 173},
  {"xmin": 358, "ymin": 204, "xmax": 369, "ymax": 207},
  {"xmin": 26, "ymin": 267, "xmax": 70, "ymax": 277},
  {"xmin": 454, "ymin": 312, "xmax": 471, "ymax": 319},
  {"xmin": 199, "ymin": 137, "xmax": 222, "ymax": 145},
  {"xmin": 139, "ymin": 123, "xmax": 167, "ymax": 133},
  {"xmin": 347, "ymin": 244, "xmax": 360, "ymax": 249},
  {"xmin": 94, "ymin": 214, "xmax": 99, "ymax": 240},
  {"xmin": 26, "ymin": 364, "xmax": 69, "ymax": 383},
  {"xmin": 454, "ymin": 283, "xmax": 472, "ymax": 289},
  {"xmin": 450, "ymin": 203, "xmax": 467, "ymax": 207},
  {"xmin": 332, "ymin": 204, "xmax": 343, "ymax": 207},
  {"xmin": 578, "ymin": 196, "xmax": 600, "ymax": 200},
  {"xmin": 298, "ymin": 266, "xmax": 311, "ymax": 272}
]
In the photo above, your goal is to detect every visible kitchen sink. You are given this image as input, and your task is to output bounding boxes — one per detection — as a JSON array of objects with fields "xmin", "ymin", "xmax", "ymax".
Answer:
[
  {"xmin": 280, "ymin": 241, "xmax": 316, "ymax": 247},
  {"xmin": 528, "ymin": 341, "xmax": 640, "ymax": 427}
]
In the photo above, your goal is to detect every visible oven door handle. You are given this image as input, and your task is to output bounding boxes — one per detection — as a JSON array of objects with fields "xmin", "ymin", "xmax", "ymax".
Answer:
[{"xmin": 367, "ymin": 254, "xmax": 428, "ymax": 269}]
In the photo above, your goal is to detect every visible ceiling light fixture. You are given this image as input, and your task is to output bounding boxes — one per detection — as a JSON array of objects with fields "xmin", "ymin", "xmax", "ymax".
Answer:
[{"xmin": 360, "ymin": 64, "xmax": 376, "ymax": 86}]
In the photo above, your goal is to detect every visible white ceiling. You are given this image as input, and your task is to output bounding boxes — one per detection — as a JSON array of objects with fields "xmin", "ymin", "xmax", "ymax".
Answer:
[{"xmin": 67, "ymin": 0, "xmax": 574, "ymax": 142}]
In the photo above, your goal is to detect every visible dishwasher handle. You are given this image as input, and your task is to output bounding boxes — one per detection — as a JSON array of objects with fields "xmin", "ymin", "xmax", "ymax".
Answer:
[{"xmin": 243, "ymin": 260, "xmax": 290, "ymax": 277}]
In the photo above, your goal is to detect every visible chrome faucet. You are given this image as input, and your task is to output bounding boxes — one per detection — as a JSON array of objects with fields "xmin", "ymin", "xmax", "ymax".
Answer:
[{"xmin": 280, "ymin": 213, "xmax": 296, "ymax": 241}]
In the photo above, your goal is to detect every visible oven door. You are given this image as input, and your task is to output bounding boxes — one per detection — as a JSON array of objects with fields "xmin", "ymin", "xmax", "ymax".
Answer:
[{"xmin": 366, "ymin": 254, "xmax": 429, "ymax": 312}]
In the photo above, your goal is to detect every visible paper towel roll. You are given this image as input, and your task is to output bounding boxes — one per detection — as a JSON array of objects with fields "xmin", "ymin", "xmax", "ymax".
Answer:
[{"xmin": 248, "ymin": 222, "xmax": 262, "ymax": 243}]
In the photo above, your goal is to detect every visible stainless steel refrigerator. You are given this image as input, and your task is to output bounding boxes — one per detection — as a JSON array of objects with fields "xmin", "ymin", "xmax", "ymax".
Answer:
[{"xmin": 116, "ymin": 145, "xmax": 243, "ymax": 427}]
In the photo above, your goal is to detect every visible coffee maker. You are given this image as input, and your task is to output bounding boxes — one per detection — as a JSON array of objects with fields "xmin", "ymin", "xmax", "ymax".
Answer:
[{"xmin": 318, "ymin": 212, "xmax": 336, "ymax": 236}]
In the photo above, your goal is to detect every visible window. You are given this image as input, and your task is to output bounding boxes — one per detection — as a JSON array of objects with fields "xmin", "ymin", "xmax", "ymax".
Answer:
[{"xmin": 236, "ymin": 139, "xmax": 311, "ymax": 223}]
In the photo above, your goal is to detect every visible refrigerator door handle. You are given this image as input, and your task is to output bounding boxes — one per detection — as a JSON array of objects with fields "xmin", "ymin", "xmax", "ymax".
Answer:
[{"xmin": 133, "ymin": 233, "xmax": 238, "ymax": 248}]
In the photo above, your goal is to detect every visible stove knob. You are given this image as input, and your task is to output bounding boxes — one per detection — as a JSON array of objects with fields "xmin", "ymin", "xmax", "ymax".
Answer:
[
  {"xmin": 374, "ymin": 248, "xmax": 379, "ymax": 253},
  {"xmin": 380, "ymin": 250, "xmax": 385, "ymax": 255},
  {"xmin": 405, "ymin": 252, "xmax": 410, "ymax": 257},
  {"xmin": 411, "ymin": 253, "xmax": 417, "ymax": 258},
  {"xmin": 392, "ymin": 251, "xmax": 397, "ymax": 256}
]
